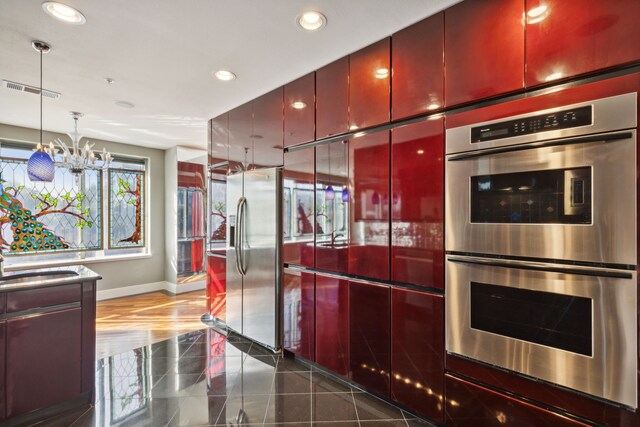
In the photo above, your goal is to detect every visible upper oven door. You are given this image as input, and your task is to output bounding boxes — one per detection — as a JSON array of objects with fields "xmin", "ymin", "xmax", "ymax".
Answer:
[{"xmin": 445, "ymin": 129, "xmax": 636, "ymax": 265}]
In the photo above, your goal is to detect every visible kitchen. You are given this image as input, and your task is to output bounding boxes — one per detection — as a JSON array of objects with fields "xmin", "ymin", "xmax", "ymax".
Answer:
[{"xmin": 1, "ymin": 0, "xmax": 640, "ymax": 426}]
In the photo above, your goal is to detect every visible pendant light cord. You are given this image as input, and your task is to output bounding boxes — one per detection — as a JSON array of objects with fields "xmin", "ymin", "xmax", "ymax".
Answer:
[{"xmin": 40, "ymin": 47, "xmax": 43, "ymax": 148}]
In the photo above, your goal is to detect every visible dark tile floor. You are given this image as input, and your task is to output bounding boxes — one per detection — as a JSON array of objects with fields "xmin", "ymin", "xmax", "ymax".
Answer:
[{"xmin": 34, "ymin": 328, "xmax": 435, "ymax": 427}]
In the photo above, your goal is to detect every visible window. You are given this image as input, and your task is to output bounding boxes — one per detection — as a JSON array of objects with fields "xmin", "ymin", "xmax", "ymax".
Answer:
[
  {"xmin": 0, "ymin": 142, "xmax": 147, "ymax": 259},
  {"xmin": 208, "ymin": 170, "xmax": 226, "ymax": 251}
]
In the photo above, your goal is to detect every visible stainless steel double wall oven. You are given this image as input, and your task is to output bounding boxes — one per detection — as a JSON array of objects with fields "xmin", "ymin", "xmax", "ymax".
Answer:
[{"xmin": 445, "ymin": 93, "xmax": 638, "ymax": 408}]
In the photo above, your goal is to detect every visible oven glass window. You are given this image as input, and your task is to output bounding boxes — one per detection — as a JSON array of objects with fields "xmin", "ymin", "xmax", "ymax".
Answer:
[
  {"xmin": 471, "ymin": 167, "xmax": 591, "ymax": 224},
  {"xmin": 470, "ymin": 282, "xmax": 592, "ymax": 356}
]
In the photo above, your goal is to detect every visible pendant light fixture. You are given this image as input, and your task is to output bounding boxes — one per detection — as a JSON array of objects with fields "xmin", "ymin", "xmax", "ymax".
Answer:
[
  {"xmin": 27, "ymin": 40, "xmax": 55, "ymax": 182},
  {"xmin": 325, "ymin": 144, "xmax": 335, "ymax": 201}
]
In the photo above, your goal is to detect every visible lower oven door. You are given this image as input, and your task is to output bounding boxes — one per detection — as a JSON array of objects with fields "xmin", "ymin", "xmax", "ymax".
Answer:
[{"xmin": 446, "ymin": 255, "xmax": 637, "ymax": 408}]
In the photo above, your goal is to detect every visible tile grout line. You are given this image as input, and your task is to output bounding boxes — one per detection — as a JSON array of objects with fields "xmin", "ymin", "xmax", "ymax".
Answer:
[
  {"xmin": 261, "ymin": 354, "xmax": 280, "ymax": 426},
  {"xmin": 351, "ymin": 387, "xmax": 362, "ymax": 427}
]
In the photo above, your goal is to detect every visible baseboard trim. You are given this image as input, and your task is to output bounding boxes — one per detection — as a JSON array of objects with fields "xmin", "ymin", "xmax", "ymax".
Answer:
[{"xmin": 97, "ymin": 280, "xmax": 206, "ymax": 301}]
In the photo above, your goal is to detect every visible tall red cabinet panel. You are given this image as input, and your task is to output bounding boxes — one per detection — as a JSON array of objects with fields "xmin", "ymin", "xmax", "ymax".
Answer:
[
  {"xmin": 315, "ymin": 274, "xmax": 349, "ymax": 376},
  {"xmin": 349, "ymin": 281, "xmax": 391, "ymax": 397},
  {"xmin": 391, "ymin": 119, "xmax": 444, "ymax": 289},
  {"xmin": 206, "ymin": 254, "xmax": 226, "ymax": 320},
  {"xmin": 392, "ymin": 288, "xmax": 444, "ymax": 422},
  {"xmin": 349, "ymin": 130, "xmax": 390, "ymax": 281},
  {"xmin": 209, "ymin": 113, "xmax": 229, "ymax": 165},
  {"xmin": 228, "ymin": 101, "xmax": 253, "ymax": 167},
  {"xmin": 283, "ymin": 269, "xmax": 315, "ymax": 361},
  {"xmin": 316, "ymin": 57, "xmax": 349, "ymax": 139},
  {"xmin": 284, "ymin": 72, "xmax": 315, "ymax": 147},
  {"xmin": 284, "ymin": 147, "xmax": 315, "ymax": 268},
  {"xmin": 252, "ymin": 88, "xmax": 284, "ymax": 167},
  {"xmin": 349, "ymin": 38, "xmax": 391, "ymax": 129},
  {"xmin": 0, "ymin": 321, "xmax": 4, "ymax": 420},
  {"xmin": 392, "ymin": 12, "xmax": 444, "ymax": 119},
  {"xmin": 525, "ymin": 0, "xmax": 640, "ymax": 87},
  {"xmin": 444, "ymin": 0, "xmax": 525, "ymax": 106}
]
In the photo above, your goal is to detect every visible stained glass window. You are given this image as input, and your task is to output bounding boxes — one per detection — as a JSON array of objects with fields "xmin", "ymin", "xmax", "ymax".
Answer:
[
  {"xmin": 109, "ymin": 168, "xmax": 145, "ymax": 249},
  {"xmin": 0, "ymin": 156, "xmax": 102, "ymax": 254}
]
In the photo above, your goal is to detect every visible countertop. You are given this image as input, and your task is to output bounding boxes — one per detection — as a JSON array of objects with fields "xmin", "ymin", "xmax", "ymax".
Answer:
[{"xmin": 0, "ymin": 264, "xmax": 102, "ymax": 292}]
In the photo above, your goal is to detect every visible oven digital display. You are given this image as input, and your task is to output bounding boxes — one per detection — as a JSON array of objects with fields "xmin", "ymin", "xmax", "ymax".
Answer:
[{"xmin": 471, "ymin": 105, "xmax": 593, "ymax": 143}]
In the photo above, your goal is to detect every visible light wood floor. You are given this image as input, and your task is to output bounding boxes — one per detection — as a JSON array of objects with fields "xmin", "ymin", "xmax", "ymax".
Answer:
[{"xmin": 95, "ymin": 290, "xmax": 207, "ymax": 359}]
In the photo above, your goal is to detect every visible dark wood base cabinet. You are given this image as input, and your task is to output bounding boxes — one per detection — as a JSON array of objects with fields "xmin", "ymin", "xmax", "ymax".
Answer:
[{"xmin": 0, "ymin": 277, "xmax": 98, "ymax": 425}]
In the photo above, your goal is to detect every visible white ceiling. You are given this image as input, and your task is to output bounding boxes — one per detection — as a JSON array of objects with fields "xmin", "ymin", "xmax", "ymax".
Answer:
[{"xmin": 0, "ymin": 0, "xmax": 460, "ymax": 151}]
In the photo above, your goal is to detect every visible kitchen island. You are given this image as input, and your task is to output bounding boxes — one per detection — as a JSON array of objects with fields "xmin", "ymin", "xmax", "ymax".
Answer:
[{"xmin": 0, "ymin": 265, "xmax": 101, "ymax": 426}]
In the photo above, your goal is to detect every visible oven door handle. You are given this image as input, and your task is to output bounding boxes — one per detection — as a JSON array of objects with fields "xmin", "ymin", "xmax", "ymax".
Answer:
[
  {"xmin": 447, "ymin": 131, "xmax": 633, "ymax": 161},
  {"xmin": 446, "ymin": 256, "xmax": 633, "ymax": 279}
]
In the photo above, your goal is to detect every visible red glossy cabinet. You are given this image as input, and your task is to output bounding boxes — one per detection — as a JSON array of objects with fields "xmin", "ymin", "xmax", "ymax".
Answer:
[
  {"xmin": 6, "ymin": 308, "xmax": 82, "ymax": 417},
  {"xmin": 349, "ymin": 38, "xmax": 391, "ymax": 129},
  {"xmin": 444, "ymin": 0, "xmax": 525, "ymax": 106},
  {"xmin": 349, "ymin": 280, "xmax": 390, "ymax": 397},
  {"xmin": 316, "ymin": 57, "xmax": 349, "ymax": 139},
  {"xmin": 284, "ymin": 73, "xmax": 315, "ymax": 147},
  {"xmin": 391, "ymin": 119, "xmax": 444, "ymax": 289},
  {"xmin": 392, "ymin": 288, "xmax": 444, "ymax": 422},
  {"xmin": 445, "ymin": 375, "xmax": 591, "ymax": 426},
  {"xmin": 0, "ymin": 321, "xmax": 4, "ymax": 421},
  {"xmin": 284, "ymin": 147, "xmax": 315, "ymax": 268},
  {"xmin": 228, "ymin": 101, "xmax": 253, "ymax": 167},
  {"xmin": 209, "ymin": 113, "xmax": 229, "ymax": 166},
  {"xmin": 252, "ymin": 88, "xmax": 284, "ymax": 167},
  {"xmin": 349, "ymin": 130, "xmax": 390, "ymax": 281},
  {"xmin": 283, "ymin": 269, "xmax": 315, "ymax": 361},
  {"xmin": 206, "ymin": 254, "xmax": 226, "ymax": 320},
  {"xmin": 315, "ymin": 141, "xmax": 349, "ymax": 274},
  {"xmin": 315, "ymin": 273, "xmax": 349, "ymax": 376},
  {"xmin": 525, "ymin": 0, "xmax": 640, "ymax": 86},
  {"xmin": 392, "ymin": 12, "xmax": 444, "ymax": 119}
]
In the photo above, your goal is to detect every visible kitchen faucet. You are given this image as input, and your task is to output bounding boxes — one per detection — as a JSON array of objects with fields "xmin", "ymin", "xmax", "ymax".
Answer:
[{"xmin": 330, "ymin": 231, "xmax": 343, "ymax": 245}]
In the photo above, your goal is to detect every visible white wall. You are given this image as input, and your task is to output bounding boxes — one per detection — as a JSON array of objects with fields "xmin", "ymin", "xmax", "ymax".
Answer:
[{"xmin": 0, "ymin": 123, "xmax": 166, "ymax": 292}]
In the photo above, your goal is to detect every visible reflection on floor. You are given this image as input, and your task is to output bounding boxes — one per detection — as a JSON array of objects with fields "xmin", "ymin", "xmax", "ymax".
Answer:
[
  {"xmin": 38, "ymin": 329, "xmax": 435, "ymax": 426},
  {"xmin": 96, "ymin": 291, "xmax": 207, "ymax": 359}
]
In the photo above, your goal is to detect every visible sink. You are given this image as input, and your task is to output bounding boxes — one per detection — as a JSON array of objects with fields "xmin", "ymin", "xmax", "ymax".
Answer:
[{"xmin": 0, "ymin": 270, "xmax": 79, "ymax": 284}]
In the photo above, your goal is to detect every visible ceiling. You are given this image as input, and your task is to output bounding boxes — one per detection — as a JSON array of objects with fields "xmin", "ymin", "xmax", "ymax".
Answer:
[{"xmin": 0, "ymin": 0, "xmax": 460, "ymax": 151}]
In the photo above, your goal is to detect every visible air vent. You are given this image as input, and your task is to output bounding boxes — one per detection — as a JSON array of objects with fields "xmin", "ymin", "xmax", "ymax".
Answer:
[{"xmin": 1, "ymin": 79, "xmax": 61, "ymax": 100}]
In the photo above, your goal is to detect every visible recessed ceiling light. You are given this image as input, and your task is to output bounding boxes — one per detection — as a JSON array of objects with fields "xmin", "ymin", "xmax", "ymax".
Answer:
[
  {"xmin": 291, "ymin": 101, "xmax": 307, "ymax": 109},
  {"xmin": 298, "ymin": 11, "xmax": 327, "ymax": 31},
  {"xmin": 42, "ymin": 2, "xmax": 86, "ymax": 25},
  {"xmin": 375, "ymin": 68, "xmax": 389, "ymax": 79},
  {"xmin": 114, "ymin": 100, "xmax": 135, "ymax": 109},
  {"xmin": 214, "ymin": 70, "xmax": 236, "ymax": 81}
]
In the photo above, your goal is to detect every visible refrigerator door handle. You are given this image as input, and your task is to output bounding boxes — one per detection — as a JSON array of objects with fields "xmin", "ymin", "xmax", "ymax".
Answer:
[
  {"xmin": 234, "ymin": 197, "xmax": 246, "ymax": 276},
  {"xmin": 237, "ymin": 196, "xmax": 248, "ymax": 276}
]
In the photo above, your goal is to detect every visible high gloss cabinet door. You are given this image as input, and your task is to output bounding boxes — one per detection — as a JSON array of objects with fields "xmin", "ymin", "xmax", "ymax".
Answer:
[
  {"xmin": 252, "ymin": 88, "xmax": 284, "ymax": 167},
  {"xmin": 284, "ymin": 73, "xmax": 315, "ymax": 147},
  {"xmin": 0, "ymin": 320, "xmax": 4, "ymax": 421},
  {"xmin": 228, "ymin": 102, "xmax": 253, "ymax": 168},
  {"xmin": 209, "ymin": 113, "xmax": 229, "ymax": 165},
  {"xmin": 315, "ymin": 274, "xmax": 349, "ymax": 376},
  {"xmin": 283, "ymin": 269, "xmax": 315, "ymax": 360},
  {"xmin": 349, "ymin": 281, "xmax": 391, "ymax": 397},
  {"xmin": 392, "ymin": 289, "xmax": 444, "ymax": 422},
  {"xmin": 525, "ymin": 0, "xmax": 640, "ymax": 87},
  {"xmin": 392, "ymin": 12, "xmax": 444, "ymax": 119},
  {"xmin": 349, "ymin": 130, "xmax": 390, "ymax": 281},
  {"xmin": 6, "ymin": 308, "xmax": 82, "ymax": 417},
  {"xmin": 444, "ymin": 0, "xmax": 525, "ymax": 106},
  {"xmin": 284, "ymin": 147, "xmax": 315, "ymax": 268},
  {"xmin": 391, "ymin": 119, "xmax": 444, "ymax": 289},
  {"xmin": 206, "ymin": 254, "xmax": 226, "ymax": 320},
  {"xmin": 349, "ymin": 38, "xmax": 391, "ymax": 129},
  {"xmin": 316, "ymin": 57, "xmax": 349, "ymax": 139}
]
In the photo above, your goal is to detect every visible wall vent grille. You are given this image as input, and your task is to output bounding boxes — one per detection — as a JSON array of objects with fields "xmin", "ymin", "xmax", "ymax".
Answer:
[{"xmin": 1, "ymin": 79, "xmax": 61, "ymax": 100}]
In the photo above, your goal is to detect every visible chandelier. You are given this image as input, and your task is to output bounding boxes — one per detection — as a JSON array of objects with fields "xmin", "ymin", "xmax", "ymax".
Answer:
[{"xmin": 45, "ymin": 111, "xmax": 113, "ymax": 176}]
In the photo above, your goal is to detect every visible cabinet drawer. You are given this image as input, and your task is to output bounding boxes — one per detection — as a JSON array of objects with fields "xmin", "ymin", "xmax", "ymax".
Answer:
[{"xmin": 7, "ymin": 283, "xmax": 82, "ymax": 313}]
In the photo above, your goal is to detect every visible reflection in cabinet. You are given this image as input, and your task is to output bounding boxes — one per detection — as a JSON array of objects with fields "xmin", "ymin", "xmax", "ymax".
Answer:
[
  {"xmin": 392, "ymin": 13, "xmax": 444, "ymax": 119},
  {"xmin": 315, "ymin": 141, "xmax": 349, "ymax": 274},
  {"xmin": 445, "ymin": 374, "xmax": 591, "ymax": 426},
  {"xmin": 315, "ymin": 274, "xmax": 349, "ymax": 376},
  {"xmin": 525, "ymin": 0, "xmax": 640, "ymax": 87},
  {"xmin": 252, "ymin": 88, "xmax": 284, "ymax": 167},
  {"xmin": 444, "ymin": 0, "xmax": 525, "ymax": 106},
  {"xmin": 284, "ymin": 147, "xmax": 315, "ymax": 268},
  {"xmin": 0, "ymin": 320, "xmax": 4, "ymax": 420},
  {"xmin": 207, "ymin": 254, "xmax": 226, "ymax": 320},
  {"xmin": 349, "ymin": 130, "xmax": 390, "ymax": 281},
  {"xmin": 316, "ymin": 57, "xmax": 349, "ymax": 139},
  {"xmin": 392, "ymin": 288, "xmax": 444, "ymax": 422},
  {"xmin": 283, "ymin": 269, "xmax": 315, "ymax": 360},
  {"xmin": 391, "ymin": 119, "xmax": 444, "ymax": 289},
  {"xmin": 228, "ymin": 101, "xmax": 253, "ymax": 167},
  {"xmin": 284, "ymin": 73, "xmax": 315, "ymax": 147},
  {"xmin": 349, "ymin": 38, "xmax": 391, "ymax": 129},
  {"xmin": 349, "ymin": 281, "xmax": 390, "ymax": 396},
  {"xmin": 209, "ymin": 113, "xmax": 229, "ymax": 165},
  {"xmin": 6, "ymin": 308, "xmax": 82, "ymax": 417}
]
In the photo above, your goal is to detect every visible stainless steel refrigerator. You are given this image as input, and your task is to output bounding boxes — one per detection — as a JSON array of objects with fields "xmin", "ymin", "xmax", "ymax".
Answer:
[{"xmin": 226, "ymin": 167, "xmax": 282, "ymax": 350}]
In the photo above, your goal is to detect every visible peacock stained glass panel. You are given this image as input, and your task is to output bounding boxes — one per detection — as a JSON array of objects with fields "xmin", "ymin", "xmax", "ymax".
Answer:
[
  {"xmin": 0, "ymin": 159, "xmax": 102, "ymax": 254},
  {"xmin": 109, "ymin": 169, "xmax": 145, "ymax": 249}
]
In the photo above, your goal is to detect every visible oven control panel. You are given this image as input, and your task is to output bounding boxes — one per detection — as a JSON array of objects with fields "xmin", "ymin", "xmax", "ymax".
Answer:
[{"xmin": 471, "ymin": 105, "xmax": 592, "ymax": 143}]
